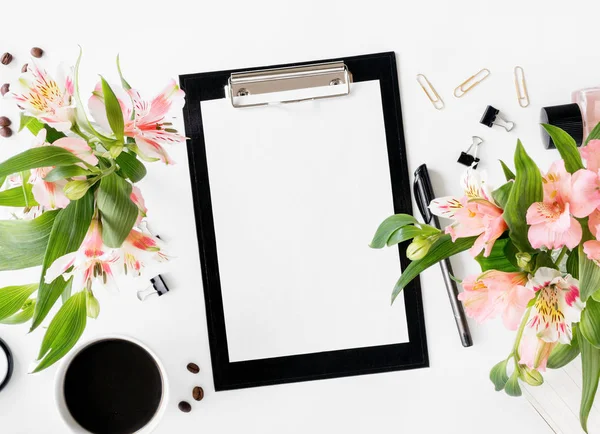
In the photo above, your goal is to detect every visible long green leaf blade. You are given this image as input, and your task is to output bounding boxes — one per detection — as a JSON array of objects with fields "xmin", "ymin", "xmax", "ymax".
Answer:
[
  {"xmin": 475, "ymin": 238, "xmax": 519, "ymax": 272},
  {"xmin": 0, "ymin": 284, "xmax": 38, "ymax": 320},
  {"xmin": 0, "ymin": 184, "xmax": 37, "ymax": 207},
  {"xmin": 504, "ymin": 141, "xmax": 543, "ymax": 252},
  {"xmin": 490, "ymin": 359, "xmax": 509, "ymax": 391},
  {"xmin": 370, "ymin": 214, "xmax": 418, "ymax": 249},
  {"xmin": 579, "ymin": 326, "xmax": 600, "ymax": 433},
  {"xmin": 97, "ymin": 174, "xmax": 141, "ymax": 248},
  {"xmin": 391, "ymin": 235, "xmax": 477, "ymax": 303},
  {"xmin": 0, "ymin": 299, "xmax": 36, "ymax": 324},
  {"xmin": 0, "ymin": 210, "xmax": 59, "ymax": 271},
  {"xmin": 31, "ymin": 192, "xmax": 94, "ymax": 331},
  {"xmin": 548, "ymin": 327, "xmax": 580, "ymax": 369},
  {"xmin": 116, "ymin": 54, "xmax": 132, "ymax": 91},
  {"xmin": 44, "ymin": 165, "xmax": 92, "ymax": 182},
  {"xmin": 585, "ymin": 121, "xmax": 600, "ymax": 145},
  {"xmin": 19, "ymin": 114, "xmax": 66, "ymax": 143},
  {"xmin": 0, "ymin": 147, "xmax": 83, "ymax": 179},
  {"xmin": 542, "ymin": 124, "xmax": 585, "ymax": 173},
  {"xmin": 116, "ymin": 151, "xmax": 147, "ymax": 183},
  {"xmin": 100, "ymin": 77, "xmax": 125, "ymax": 142},
  {"xmin": 33, "ymin": 291, "xmax": 87, "ymax": 372},
  {"xmin": 579, "ymin": 234, "xmax": 600, "ymax": 301},
  {"xmin": 580, "ymin": 299, "xmax": 600, "ymax": 348},
  {"xmin": 499, "ymin": 160, "xmax": 516, "ymax": 181}
]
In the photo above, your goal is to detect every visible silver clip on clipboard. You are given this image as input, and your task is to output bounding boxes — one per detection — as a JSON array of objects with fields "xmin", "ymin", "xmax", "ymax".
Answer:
[{"xmin": 227, "ymin": 61, "xmax": 352, "ymax": 108}]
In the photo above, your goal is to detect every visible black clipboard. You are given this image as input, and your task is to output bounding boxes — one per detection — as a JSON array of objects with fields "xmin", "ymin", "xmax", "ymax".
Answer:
[{"xmin": 180, "ymin": 52, "xmax": 428, "ymax": 391}]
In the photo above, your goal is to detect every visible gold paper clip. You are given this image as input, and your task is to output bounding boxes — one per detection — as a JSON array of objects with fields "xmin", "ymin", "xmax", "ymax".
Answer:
[
  {"xmin": 453, "ymin": 68, "xmax": 491, "ymax": 98},
  {"xmin": 416, "ymin": 74, "xmax": 444, "ymax": 110},
  {"xmin": 514, "ymin": 66, "xmax": 529, "ymax": 108}
]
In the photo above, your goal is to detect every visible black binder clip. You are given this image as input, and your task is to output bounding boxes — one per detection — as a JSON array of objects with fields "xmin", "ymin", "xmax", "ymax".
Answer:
[
  {"xmin": 457, "ymin": 136, "xmax": 483, "ymax": 169},
  {"xmin": 480, "ymin": 105, "xmax": 515, "ymax": 131}
]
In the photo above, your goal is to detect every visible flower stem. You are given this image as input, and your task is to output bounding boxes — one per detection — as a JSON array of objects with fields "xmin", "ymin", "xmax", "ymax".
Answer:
[
  {"xmin": 555, "ymin": 246, "xmax": 568, "ymax": 266},
  {"xmin": 510, "ymin": 306, "xmax": 532, "ymax": 359}
]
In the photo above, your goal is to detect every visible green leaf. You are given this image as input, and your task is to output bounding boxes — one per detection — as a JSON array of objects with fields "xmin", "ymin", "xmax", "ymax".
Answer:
[
  {"xmin": 585, "ymin": 121, "xmax": 600, "ymax": 145},
  {"xmin": 548, "ymin": 327, "xmax": 580, "ymax": 369},
  {"xmin": 391, "ymin": 235, "xmax": 477, "ymax": 303},
  {"xmin": 33, "ymin": 291, "xmax": 87, "ymax": 372},
  {"xmin": 579, "ymin": 240, "xmax": 600, "ymax": 301},
  {"xmin": 533, "ymin": 251, "xmax": 558, "ymax": 272},
  {"xmin": 100, "ymin": 77, "xmax": 125, "ymax": 143},
  {"xmin": 490, "ymin": 359, "xmax": 509, "ymax": 391},
  {"xmin": 579, "ymin": 326, "xmax": 600, "ymax": 433},
  {"xmin": 0, "ymin": 284, "xmax": 37, "ymax": 320},
  {"xmin": 491, "ymin": 182, "xmax": 512, "ymax": 209},
  {"xmin": 31, "ymin": 192, "xmax": 94, "ymax": 331},
  {"xmin": 567, "ymin": 251, "xmax": 580, "ymax": 279},
  {"xmin": 580, "ymin": 299, "xmax": 600, "ymax": 348},
  {"xmin": 0, "ymin": 210, "xmax": 59, "ymax": 271},
  {"xmin": 475, "ymin": 238, "xmax": 519, "ymax": 272},
  {"xmin": 499, "ymin": 160, "xmax": 516, "ymax": 181},
  {"xmin": 116, "ymin": 54, "xmax": 132, "ymax": 91},
  {"xmin": 0, "ymin": 299, "xmax": 36, "ymax": 325},
  {"xmin": 44, "ymin": 165, "xmax": 92, "ymax": 182},
  {"xmin": 387, "ymin": 225, "xmax": 439, "ymax": 247},
  {"xmin": 0, "ymin": 184, "xmax": 37, "ymax": 207},
  {"xmin": 504, "ymin": 370, "xmax": 522, "ymax": 397},
  {"xmin": 504, "ymin": 140, "xmax": 543, "ymax": 253},
  {"xmin": 19, "ymin": 114, "xmax": 66, "ymax": 143},
  {"xmin": 63, "ymin": 180, "xmax": 94, "ymax": 201},
  {"xmin": 542, "ymin": 124, "xmax": 585, "ymax": 173},
  {"xmin": 97, "ymin": 174, "xmax": 137, "ymax": 248},
  {"xmin": 0, "ymin": 147, "xmax": 83, "ymax": 179},
  {"xmin": 370, "ymin": 214, "xmax": 418, "ymax": 249},
  {"xmin": 115, "ymin": 151, "xmax": 147, "ymax": 183}
]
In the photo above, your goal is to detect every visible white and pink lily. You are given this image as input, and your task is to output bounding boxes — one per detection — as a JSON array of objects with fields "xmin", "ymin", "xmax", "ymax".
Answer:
[
  {"xmin": 12, "ymin": 62, "xmax": 75, "ymax": 132},
  {"xmin": 519, "ymin": 267, "xmax": 584, "ymax": 371},
  {"xmin": 44, "ymin": 217, "xmax": 120, "ymax": 291},
  {"xmin": 28, "ymin": 130, "xmax": 97, "ymax": 209},
  {"xmin": 88, "ymin": 79, "xmax": 185, "ymax": 164}
]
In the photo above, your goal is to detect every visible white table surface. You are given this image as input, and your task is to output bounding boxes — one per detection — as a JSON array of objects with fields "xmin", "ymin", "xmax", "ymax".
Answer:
[{"xmin": 0, "ymin": 1, "xmax": 596, "ymax": 433}]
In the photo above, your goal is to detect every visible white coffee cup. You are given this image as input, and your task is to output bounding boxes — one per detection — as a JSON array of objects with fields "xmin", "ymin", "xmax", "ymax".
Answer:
[{"xmin": 54, "ymin": 335, "xmax": 169, "ymax": 434}]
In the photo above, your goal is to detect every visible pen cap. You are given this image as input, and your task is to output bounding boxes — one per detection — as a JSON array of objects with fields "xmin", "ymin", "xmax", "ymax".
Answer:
[
  {"xmin": 0, "ymin": 338, "xmax": 13, "ymax": 393},
  {"xmin": 413, "ymin": 164, "xmax": 434, "ymax": 224},
  {"xmin": 540, "ymin": 103, "xmax": 583, "ymax": 149}
]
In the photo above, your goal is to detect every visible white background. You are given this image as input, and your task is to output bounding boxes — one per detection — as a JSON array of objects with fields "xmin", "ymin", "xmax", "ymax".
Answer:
[{"xmin": 0, "ymin": 1, "xmax": 598, "ymax": 433}]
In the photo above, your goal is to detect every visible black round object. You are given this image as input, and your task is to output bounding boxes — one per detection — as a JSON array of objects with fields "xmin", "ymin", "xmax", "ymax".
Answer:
[
  {"xmin": 540, "ymin": 103, "xmax": 584, "ymax": 149},
  {"xmin": 63, "ymin": 339, "xmax": 163, "ymax": 434},
  {"xmin": 0, "ymin": 338, "xmax": 13, "ymax": 393}
]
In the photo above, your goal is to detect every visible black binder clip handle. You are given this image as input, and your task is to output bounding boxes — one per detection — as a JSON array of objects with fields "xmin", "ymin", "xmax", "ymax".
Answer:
[
  {"xmin": 457, "ymin": 136, "xmax": 483, "ymax": 169},
  {"xmin": 480, "ymin": 105, "xmax": 515, "ymax": 131}
]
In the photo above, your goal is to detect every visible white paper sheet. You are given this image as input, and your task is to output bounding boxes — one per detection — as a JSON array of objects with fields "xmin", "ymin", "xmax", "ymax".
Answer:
[{"xmin": 201, "ymin": 80, "xmax": 409, "ymax": 362}]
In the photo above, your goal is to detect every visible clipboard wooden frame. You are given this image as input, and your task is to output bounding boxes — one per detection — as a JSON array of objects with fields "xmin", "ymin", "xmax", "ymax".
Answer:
[{"xmin": 180, "ymin": 52, "xmax": 428, "ymax": 391}]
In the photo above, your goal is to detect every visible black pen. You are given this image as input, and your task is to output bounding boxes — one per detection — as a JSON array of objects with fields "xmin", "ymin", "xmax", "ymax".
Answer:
[{"xmin": 413, "ymin": 164, "xmax": 473, "ymax": 348}]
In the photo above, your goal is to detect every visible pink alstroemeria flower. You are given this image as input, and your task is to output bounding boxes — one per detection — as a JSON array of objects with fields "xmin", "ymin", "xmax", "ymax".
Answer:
[
  {"xmin": 429, "ymin": 170, "xmax": 508, "ymax": 257},
  {"xmin": 459, "ymin": 271, "xmax": 533, "ymax": 330},
  {"xmin": 120, "ymin": 228, "xmax": 168, "ymax": 276},
  {"xmin": 44, "ymin": 218, "xmax": 119, "ymax": 291},
  {"xmin": 88, "ymin": 79, "xmax": 186, "ymax": 164},
  {"xmin": 519, "ymin": 267, "xmax": 584, "ymax": 371},
  {"xmin": 570, "ymin": 140, "xmax": 600, "ymax": 217},
  {"xmin": 583, "ymin": 209, "xmax": 600, "ymax": 263},
  {"xmin": 526, "ymin": 160, "xmax": 582, "ymax": 250},
  {"xmin": 130, "ymin": 185, "xmax": 147, "ymax": 224},
  {"xmin": 28, "ymin": 130, "xmax": 98, "ymax": 209},
  {"xmin": 12, "ymin": 62, "xmax": 75, "ymax": 132}
]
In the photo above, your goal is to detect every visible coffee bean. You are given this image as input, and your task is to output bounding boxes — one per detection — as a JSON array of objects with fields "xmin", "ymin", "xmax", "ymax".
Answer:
[
  {"xmin": 21, "ymin": 63, "xmax": 28, "ymax": 73},
  {"xmin": 192, "ymin": 386, "xmax": 204, "ymax": 401},
  {"xmin": 0, "ymin": 127, "xmax": 13, "ymax": 138},
  {"xmin": 30, "ymin": 47, "xmax": 43, "ymax": 58},
  {"xmin": 1, "ymin": 53, "xmax": 12, "ymax": 66},
  {"xmin": 1, "ymin": 83, "xmax": 9, "ymax": 96},
  {"xmin": 186, "ymin": 363, "xmax": 200, "ymax": 374},
  {"xmin": 0, "ymin": 117, "xmax": 10, "ymax": 127},
  {"xmin": 178, "ymin": 401, "xmax": 192, "ymax": 413}
]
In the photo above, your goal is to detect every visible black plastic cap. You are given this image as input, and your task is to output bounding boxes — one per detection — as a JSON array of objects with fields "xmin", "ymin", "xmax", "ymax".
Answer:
[
  {"xmin": 480, "ymin": 105, "xmax": 499, "ymax": 128},
  {"xmin": 0, "ymin": 338, "xmax": 13, "ymax": 393},
  {"xmin": 541, "ymin": 103, "xmax": 583, "ymax": 149}
]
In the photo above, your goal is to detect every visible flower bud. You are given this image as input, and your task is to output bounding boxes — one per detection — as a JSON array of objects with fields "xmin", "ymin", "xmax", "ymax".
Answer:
[
  {"xmin": 86, "ymin": 291, "xmax": 100, "ymax": 319},
  {"xmin": 407, "ymin": 235, "xmax": 432, "ymax": 261},
  {"xmin": 63, "ymin": 180, "xmax": 92, "ymax": 200},
  {"xmin": 519, "ymin": 366, "xmax": 543, "ymax": 386},
  {"xmin": 516, "ymin": 252, "xmax": 532, "ymax": 270}
]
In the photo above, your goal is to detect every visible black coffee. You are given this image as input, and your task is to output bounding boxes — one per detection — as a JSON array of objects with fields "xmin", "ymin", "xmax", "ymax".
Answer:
[{"xmin": 63, "ymin": 339, "xmax": 163, "ymax": 434}]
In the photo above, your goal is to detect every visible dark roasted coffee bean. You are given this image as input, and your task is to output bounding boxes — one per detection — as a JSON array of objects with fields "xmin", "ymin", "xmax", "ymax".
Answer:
[
  {"xmin": 186, "ymin": 363, "xmax": 200, "ymax": 374},
  {"xmin": 21, "ymin": 63, "xmax": 28, "ymax": 73},
  {"xmin": 0, "ymin": 116, "xmax": 10, "ymax": 127},
  {"xmin": 178, "ymin": 401, "xmax": 192, "ymax": 413},
  {"xmin": 192, "ymin": 386, "xmax": 204, "ymax": 401},
  {"xmin": 30, "ymin": 47, "xmax": 43, "ymax": 58},
  {"xmin": 1, "ymin": 53, "xmax": 12, "ymax": 66},
  {"xmin": 1, "ymin": 83, "xmax": 9, "ymax": 96},
  {"xmin": 0, "ymin": 127, "xmax": 13, "ymax": 138}
]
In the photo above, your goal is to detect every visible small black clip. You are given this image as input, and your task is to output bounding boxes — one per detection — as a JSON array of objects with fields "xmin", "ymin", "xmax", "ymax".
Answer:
[
  {"xmin": 457, "ymin": 136, "xmax": 483, "ymax": 169},
  {"xmin": 480, "ymin": 105, "xmax": 515, "ymax": 131}
]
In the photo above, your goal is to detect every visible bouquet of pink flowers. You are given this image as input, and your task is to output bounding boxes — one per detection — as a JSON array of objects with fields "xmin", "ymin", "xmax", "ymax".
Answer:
[
  {"xmin": 0, "ymin": 50, "xmax": 185, "ymax": 371},
  {"xmin": 371, "ymin": 124, "xmax": 600, "ymax": 432}
]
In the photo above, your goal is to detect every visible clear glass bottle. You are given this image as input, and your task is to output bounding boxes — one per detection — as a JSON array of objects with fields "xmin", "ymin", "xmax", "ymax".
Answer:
[{"xmin": 541, "ymin": 87, "xmax": 600, "ymax": 148}]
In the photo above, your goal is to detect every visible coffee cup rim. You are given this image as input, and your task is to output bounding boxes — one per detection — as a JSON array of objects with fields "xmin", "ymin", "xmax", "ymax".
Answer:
[{"xmin": 54, "ymin": 334, "xmax": 169, "ymax": 434}]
